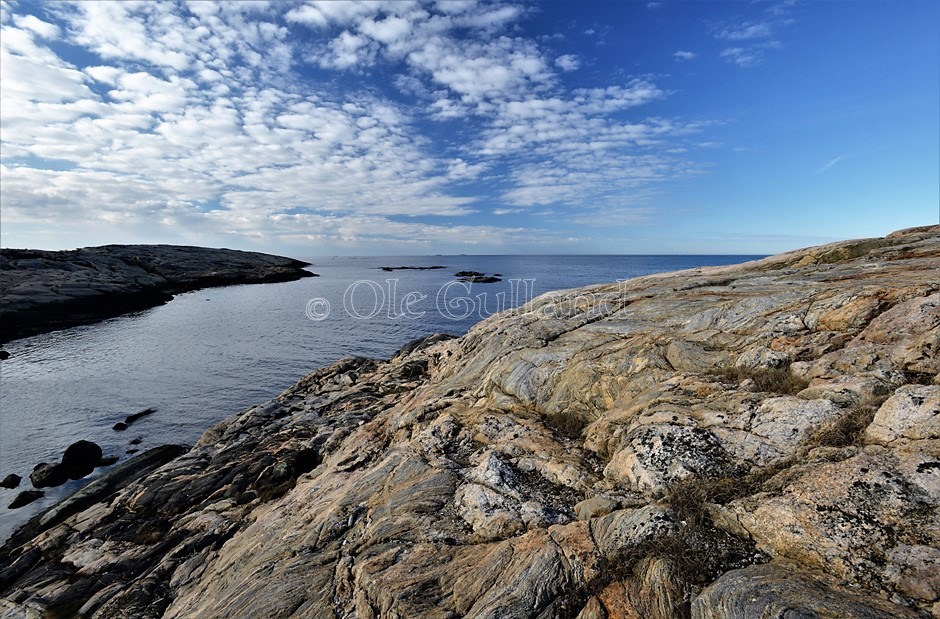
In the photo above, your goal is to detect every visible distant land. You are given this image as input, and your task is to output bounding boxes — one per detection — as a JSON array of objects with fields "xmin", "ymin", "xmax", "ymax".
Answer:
[{"xmin": 0, "ymin": 245, "xmax": 316, "ymax": 343}]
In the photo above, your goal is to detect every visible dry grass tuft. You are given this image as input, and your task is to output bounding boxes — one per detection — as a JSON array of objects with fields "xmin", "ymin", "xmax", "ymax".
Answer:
[
  {"xmin": 810, "ymin": 396, "xmax": 885, "ymax": 448},
  {"xmin": 710, "ymin": 365, "xmax": 809, "ymax": 395}
]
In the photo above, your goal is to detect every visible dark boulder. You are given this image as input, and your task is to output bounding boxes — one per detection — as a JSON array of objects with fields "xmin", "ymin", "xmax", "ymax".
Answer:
[
  {"xmin": 1, "ymin": 473, "xmax": 21, "ymax": 489},
  {"xmin": 62, "ymin": 440, "xmax": 103, "ymax": 480},
  {"xmin": 0, "ymin": 350, "xmax": 9, "ymax": 360},
  {"xmin": 8, "ymin": 490, "xmax": 44, "ymax": 509},
  {"xmin": 99, "ymin": 455, "xmax": 119, "ymax": 466},
  {"xmin": 30, "ymin": 463, "xmax": 68, "ymax": 488}
]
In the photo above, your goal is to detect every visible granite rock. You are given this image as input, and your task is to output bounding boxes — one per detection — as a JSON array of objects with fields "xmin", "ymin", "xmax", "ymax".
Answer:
[{"xmin": 1, "ymin": 226, "xmax": 938, "ymax": 618}]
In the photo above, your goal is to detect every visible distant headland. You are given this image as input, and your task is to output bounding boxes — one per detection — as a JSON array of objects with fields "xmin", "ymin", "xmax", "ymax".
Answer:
[{"xmin": 0, "ymin": 245, "xmax": 316, "ymax": 343}]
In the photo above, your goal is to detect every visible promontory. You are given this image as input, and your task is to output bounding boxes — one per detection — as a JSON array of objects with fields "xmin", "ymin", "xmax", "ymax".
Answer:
[
  {"xmin": 1, "ymin": 226, "xmax": 938, "ymax": 618},
  {"xmin": 0, "ymin": 245, "xmax": 315, "ymax": 342}
]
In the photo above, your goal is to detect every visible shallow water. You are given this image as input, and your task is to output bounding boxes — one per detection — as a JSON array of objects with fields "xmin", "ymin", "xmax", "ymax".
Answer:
[{"xmin": 0, "ymin": 254, "xmax": 760, "ymax": 541}]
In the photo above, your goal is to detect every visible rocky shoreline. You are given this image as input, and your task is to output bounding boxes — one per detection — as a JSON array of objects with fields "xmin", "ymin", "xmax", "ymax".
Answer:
[
  {"xmin": 0, "ymin": 244, "xmax": 316, "ymax": 343},
  {"xmin": 1, "ymin": 226, "xmax": 938, "ymax": 618}
]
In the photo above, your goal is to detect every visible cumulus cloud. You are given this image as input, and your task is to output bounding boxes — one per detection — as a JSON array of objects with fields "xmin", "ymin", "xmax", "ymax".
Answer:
[
  {"xmin": 1, "ymin": 0, "xmax": 715, "ymax": 251},
  {"xmin": 673, "ymin": 50, "xmax": 696, "ymax": 61},
  {"xmin": 554, "ymin": 54, "xmax": 580, "ymax": 72}
]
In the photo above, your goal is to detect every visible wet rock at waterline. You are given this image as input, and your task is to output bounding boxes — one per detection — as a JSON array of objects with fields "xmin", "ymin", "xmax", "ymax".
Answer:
[
  {"xmin": 29, "ymin": 463, "xmax": 68, "ymax": 488},
  {"xmin": 61, "ymin": 440, "xmax": 103, "ymax": 480},
  {"xmin": 7, "ymin": 491, "xmax": 44, "ymax": 510},
  {"xmin": 113, "ymin": 407, "xmax": 156, "ymax": 431},
  {"xmin": 0, "ymin": 474, "xmax": 20, "ymax": 489}
]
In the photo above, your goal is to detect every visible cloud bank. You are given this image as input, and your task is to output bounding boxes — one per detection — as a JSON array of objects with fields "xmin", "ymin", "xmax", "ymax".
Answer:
[{"xmin": 0, "ymin": 0, "xmax": 722, "ymax": 251}]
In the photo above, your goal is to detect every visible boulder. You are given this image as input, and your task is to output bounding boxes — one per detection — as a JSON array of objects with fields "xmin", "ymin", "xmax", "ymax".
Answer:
[
  {"xmin": 865, "ymin": 384, "xmax": 940, "ymax": 445},
  {"xmin": 1, "ymin": 473, "xmax": 21, "ymax": 489},
  {"xmin": 29, "ymin": 462, "xmax": 67, "ymax": 488},
  {"xmin": 61, "ymin": 440, "xmax": 103, "ymax": 480},
  {"xmin": 692, "ymin": 563, "xmax": 921, "ymax": 618}
]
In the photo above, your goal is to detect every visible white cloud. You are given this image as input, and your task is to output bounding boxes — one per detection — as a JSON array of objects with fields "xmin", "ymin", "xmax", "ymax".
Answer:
[
  {"xmin": 12, "ymin": 14, "xmax": 60, "ymax": 39},
  {"xmin": 720, "ymin": 41, "xmax": 780, "ymax": 67},
  {"xmin": 1, "ymin": 0, "xmax": 718, "ymax": 251},
  {"xmin": 555, "ymin": 54, "xmax": 580, "ymax": 72},
  {"xmin": 674, "ymin": 50, "xmax": 696, "ymax": 61},
  {"xmin": 717, "ymin": 21, "xmax": 772, "ymax": 41}
]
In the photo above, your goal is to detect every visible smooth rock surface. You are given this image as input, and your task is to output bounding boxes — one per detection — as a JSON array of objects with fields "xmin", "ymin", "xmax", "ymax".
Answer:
[{"xmin": 0, "ymin": 226, "xmax": 938, "ymax": 618}]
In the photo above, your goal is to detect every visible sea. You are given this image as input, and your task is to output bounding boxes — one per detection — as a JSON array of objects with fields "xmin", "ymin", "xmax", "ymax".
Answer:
[{"xmin": 0, "ymin": 254, "xmax": 762, "ymax": 541}]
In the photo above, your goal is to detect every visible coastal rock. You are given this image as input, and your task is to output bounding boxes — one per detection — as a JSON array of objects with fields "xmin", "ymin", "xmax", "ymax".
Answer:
[
  {"xmin": 61, "ymin": 439, "xmax": 103, "ymax": 480},
  {"xmin": 0, "ymin": 245, "xmax": 316, "ymax": 342},
  {"xmin": 29, "ymin": 462, "xmax": 67, "ymax": 488},
  {"xmin": 865, "ymin": 385, "xmax": 940, "ymax": 445},
  {"xmin": 7, "ymin": 491, "xmax": 43, "ymax": 510},
  {"xmin": 0, "ymin": 474, "xmax": 20, "ymax": 489},
  {"xmin": 691, "ymin": 563, "xmax": 922, "ymax": 618},
  {"xmin": 1, "ymin": 226, "xmax": 938, "ymax": 618}
]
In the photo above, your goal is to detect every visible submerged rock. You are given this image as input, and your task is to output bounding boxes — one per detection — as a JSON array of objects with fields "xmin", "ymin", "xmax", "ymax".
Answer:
[
  {"xmin": 0, "ymin": 226, "xmax": 938, "ymax": 618},
  {"xmin": 7, "ymin": 491, "xmax": 43, "ymax": 510}
]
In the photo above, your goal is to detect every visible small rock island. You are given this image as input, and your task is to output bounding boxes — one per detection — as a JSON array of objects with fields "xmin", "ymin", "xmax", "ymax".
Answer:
[
  {"xmin": 0, "ymin": 245, "xmax": 316, "ymax": 342},
  {"xmin": 0, "ymin": 226, "xmax": 938, "ymax": 618}
]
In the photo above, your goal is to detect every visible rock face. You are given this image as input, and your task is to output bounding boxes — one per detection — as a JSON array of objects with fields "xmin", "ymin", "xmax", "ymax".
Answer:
[
  {"xmin": 0, "ymin": 226, "xmax": 938, "ymax": 618},
  {"xmin": 0, "ymin": 244, "xmax": 316, "ymax": 342}
]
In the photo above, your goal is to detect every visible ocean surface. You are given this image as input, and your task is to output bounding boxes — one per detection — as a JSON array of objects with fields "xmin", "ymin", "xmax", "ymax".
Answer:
[{"xmin": 0, "ymin": 254, "xmax": 761, "ymax": 541}]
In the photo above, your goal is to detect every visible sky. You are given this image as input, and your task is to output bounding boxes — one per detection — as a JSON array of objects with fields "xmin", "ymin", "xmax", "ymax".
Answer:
[{"xmin": 0, "ymin": 0, "xmax": 937, "ymax": 256}]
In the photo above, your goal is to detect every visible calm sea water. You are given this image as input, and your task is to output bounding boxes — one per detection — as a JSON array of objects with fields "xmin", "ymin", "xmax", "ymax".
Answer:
[{"xmin": 0, "ymin": 255, "xmax": 760, "ymax": 540}]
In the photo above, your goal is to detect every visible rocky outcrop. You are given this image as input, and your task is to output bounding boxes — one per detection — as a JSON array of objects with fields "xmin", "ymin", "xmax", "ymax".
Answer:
[
  {"xmin": 0, "ymin": 226, "xmax": 938, "ymax": 618},
  {"xmin": 0, "ymin": 245, "xmax": 316, "ymax": 342}
]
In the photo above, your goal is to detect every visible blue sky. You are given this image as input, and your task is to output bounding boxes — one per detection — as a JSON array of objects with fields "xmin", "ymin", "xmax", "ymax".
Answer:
[{"xmin": 1, "ymin": 0, "xmax": 937, "ymax": 255}]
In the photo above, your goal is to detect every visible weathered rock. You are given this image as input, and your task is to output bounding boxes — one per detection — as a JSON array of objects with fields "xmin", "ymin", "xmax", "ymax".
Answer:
[
  {"xmin": 61, "ymin": 439, "xmax": 103, "ymax": 480},
  {"xmin": 865, "ymin": 385, "xmax": 940, "ymax": 445},
  {"xmin": 7, "ymin": 491, "xmax": 43, "ymax": 510},
  {"xmin": 575, "ymin": 496, "xmax": 618, "ymax": 520},
  {"xmin": 723, "ymin": 441, "xmax": 940, "ymax": 609},
  {"xmin": 29, "ymin": 462, "xmax": 67, "ymax": 488},
  {"xmin": 691, "ymin": 563, "xmax": 922, "ymax": 618},
  {"xmin": 0, "ymin": 245, "xmax": 316, "ymax": 342},
  {"xmin": 0, "ymin": 227, "xmax": 938, "ymax": 618},
  {"xmin": 0, "ymin": 474, "xmax": 20, "ymax": 489}
]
